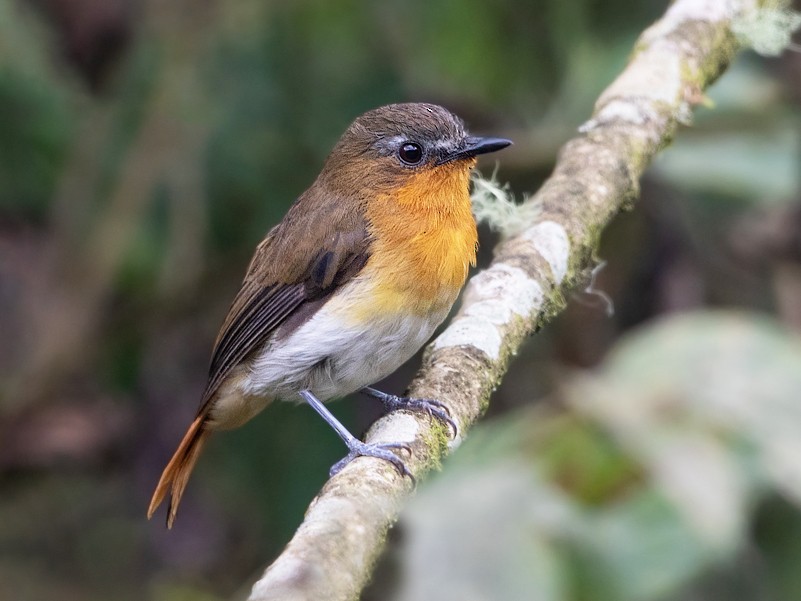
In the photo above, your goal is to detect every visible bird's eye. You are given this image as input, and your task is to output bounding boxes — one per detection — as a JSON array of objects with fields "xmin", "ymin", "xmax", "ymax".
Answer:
[{"xmin": 398, "ymin": 142, "xmax": 424, "ymax": 165}]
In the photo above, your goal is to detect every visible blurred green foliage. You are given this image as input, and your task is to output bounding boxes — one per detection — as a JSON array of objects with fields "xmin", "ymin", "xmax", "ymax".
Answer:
[
  {"xmin": 0, "ymin": 0, "xmax": 799, "ymax": 600},
  {"xmin": 0, "ymin": 70, "xmax": 72, "ymax": 219}
]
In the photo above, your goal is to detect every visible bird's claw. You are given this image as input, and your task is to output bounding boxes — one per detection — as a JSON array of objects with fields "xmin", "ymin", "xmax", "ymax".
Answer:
[
  {"xmin": 382, "ymin": 394, "xmax": 458, "ymax": 437},
  {"xmin": 360, "ymin": 387, "xmax": 458, "ymax": 437},
  {"xmin": 330, "ymin": 440, "xmax": 415, "ymax": 483}
]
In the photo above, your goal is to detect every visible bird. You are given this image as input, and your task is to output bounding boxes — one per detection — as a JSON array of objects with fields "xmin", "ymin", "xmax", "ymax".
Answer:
[{"xmin": 148, "ymin": 102, "xmax": 511, "ymax": 528}]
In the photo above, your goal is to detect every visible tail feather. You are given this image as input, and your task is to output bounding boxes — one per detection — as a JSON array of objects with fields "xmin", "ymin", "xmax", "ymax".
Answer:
[{"xmin": 148, "ymin": 416, "xmax": 210, "ymax": 529}]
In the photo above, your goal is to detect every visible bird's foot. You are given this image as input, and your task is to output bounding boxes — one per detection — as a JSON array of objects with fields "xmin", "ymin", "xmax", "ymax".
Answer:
[
  {"xmin": 330, "ymin": 439, "xmax": 414, "ymax": 481},
  {"xmin": 361, "ymin": 387, "xmax": 458, "ymax": 436},
  {"xmin": 299, "ymin": 389, "xmax": 416, "ymax": 481}
]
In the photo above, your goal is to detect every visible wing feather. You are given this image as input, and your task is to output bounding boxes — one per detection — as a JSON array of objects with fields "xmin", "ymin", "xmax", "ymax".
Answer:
[
  {"xmin": 198, "ymin": 189, "xmax": 371, "ymax": 407},
  {"xmin": 202, "ymin": 284, "xmax": 306, "ymax": 404}
]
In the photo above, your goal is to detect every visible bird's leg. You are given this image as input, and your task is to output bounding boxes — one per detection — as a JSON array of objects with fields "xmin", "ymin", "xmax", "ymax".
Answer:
[
  {"xmin": 299, "ymin": 390, "xmax": 413, "ymax": 480},
  {"xmin": 360, "ymin": 387, "xmax": 458, "ymax": 436}
]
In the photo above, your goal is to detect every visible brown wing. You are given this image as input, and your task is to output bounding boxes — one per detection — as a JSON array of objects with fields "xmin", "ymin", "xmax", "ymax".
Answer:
[{"xmin": 199, "ymin": 189, "xmax": 371, "ymax": 406}]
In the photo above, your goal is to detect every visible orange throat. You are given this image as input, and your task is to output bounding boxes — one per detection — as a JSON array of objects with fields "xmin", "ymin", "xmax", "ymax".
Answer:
[{"xmin": 363, "ymin": 163, "xmax": 478, "ymax": 315}]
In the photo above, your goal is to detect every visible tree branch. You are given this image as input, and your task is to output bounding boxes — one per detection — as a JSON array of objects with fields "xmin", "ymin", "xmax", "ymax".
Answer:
[{"xmin": 248, "ymin": 1, "xmax": 787, "ymax": 599}]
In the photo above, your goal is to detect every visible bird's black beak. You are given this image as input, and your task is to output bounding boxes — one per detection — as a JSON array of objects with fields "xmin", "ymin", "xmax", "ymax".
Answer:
[{"xmin": 437, "ymin": 136, "xmax": 512, "ymax": 165}]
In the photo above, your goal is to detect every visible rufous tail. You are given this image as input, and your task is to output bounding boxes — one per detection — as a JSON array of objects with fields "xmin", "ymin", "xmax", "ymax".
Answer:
[{"xmin": 148, "ymin": 416, "xmax": 210, "ymax": 529}]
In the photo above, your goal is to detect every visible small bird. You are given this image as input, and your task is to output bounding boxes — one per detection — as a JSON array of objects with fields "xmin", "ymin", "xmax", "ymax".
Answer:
[{"xmin": 148, "ymin": 103, "xmax": 511, "ymax": 528}]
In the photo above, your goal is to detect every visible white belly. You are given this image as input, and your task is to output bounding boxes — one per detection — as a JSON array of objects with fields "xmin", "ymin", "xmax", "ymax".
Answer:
[{"xmin": 242, "ymin": 290, "xmax": 449, "ymax": 402}]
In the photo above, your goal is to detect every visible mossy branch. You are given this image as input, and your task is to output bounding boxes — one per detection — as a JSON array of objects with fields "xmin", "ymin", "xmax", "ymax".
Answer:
[{"xmin": 247, "ymin": 1, "xmax": 796, "ymax": 599}]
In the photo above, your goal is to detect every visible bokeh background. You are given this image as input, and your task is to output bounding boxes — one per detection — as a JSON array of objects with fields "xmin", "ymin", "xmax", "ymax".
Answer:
[{"xmin": 1, "ymin": 1, "xmax": 800, "ymax": 600}]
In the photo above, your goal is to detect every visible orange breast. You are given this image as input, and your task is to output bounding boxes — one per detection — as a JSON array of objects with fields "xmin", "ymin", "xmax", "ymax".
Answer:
[{"xmin": 362, "ymin": 164, "xmax": 478, "ymax": 316}]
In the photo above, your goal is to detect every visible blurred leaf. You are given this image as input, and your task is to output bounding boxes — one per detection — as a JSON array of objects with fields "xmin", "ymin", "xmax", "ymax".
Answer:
[
  {"xmin": 574, "ymin": 491, "xmax": 714, "ymax": 601},
  {"xmin": 653, "ymin": 127, "xmax": 799, "ymax": 204},
  {"xmin": 394, "ymin": 458, "xmax": 572, "ymax": 601},
  {"xmin": 586, "ymin": 311, "xmax": 801, "ymax": 506}
]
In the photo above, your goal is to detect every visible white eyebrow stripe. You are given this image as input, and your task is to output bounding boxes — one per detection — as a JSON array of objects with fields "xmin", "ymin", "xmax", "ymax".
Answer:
[
  {"xmin": 372, "ymin": 134, "xmax": 405, "ymax": 153},
  {"xmin": 431, "ymin": 138, "xmax": 458, "ymax": 152},
  {"xmin": 372, "ymin": 134, "xmax": 461, "ymax": 157}
]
